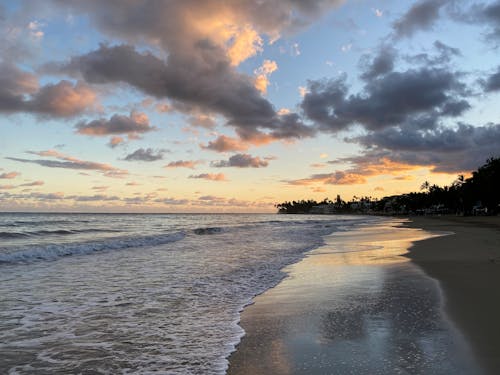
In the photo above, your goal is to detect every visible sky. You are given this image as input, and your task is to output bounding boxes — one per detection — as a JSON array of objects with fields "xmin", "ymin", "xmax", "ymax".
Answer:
[{"xmin": 1, "ymin": 0, "xmax": 500, "ymax": 212}]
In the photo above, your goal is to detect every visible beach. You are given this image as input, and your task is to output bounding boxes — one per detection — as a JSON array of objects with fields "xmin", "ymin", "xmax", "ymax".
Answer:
[
  {"xmin": 405, "ymin": 216, "xmax": 500, "ymax": 374},
  {"xmin": 228, "ymin": 216, "xmax": 499, "ymax": 374}
]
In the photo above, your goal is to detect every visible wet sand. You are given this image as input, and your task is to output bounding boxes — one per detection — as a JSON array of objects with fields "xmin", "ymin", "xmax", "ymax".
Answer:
[
  {"xmin": 405, "ymin": 216, "xmax": 500, "ymax": 374},
  {"xmin": 227, "ymin": 218, "xmax": 483, "ymax": 374}
]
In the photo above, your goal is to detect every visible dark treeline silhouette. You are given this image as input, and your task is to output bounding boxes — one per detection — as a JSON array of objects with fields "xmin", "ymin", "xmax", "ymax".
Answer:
[{"xmin": 276, "ymin": 157, "xmax": 500, "ymax": 216}]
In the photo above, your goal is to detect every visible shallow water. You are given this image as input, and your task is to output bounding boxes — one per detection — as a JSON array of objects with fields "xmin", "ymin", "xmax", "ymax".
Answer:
[
  {"xmin": 228, "ymin": 219, "xmax": 483, "ymax": 374},
  {"xmin": 0, "ymin": 213, "xmax": 372, "ymax": 374}
]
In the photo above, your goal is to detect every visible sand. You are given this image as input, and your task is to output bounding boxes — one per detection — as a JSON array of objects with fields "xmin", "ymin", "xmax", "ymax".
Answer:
[
  {"xmin": 405, "ymin": 215, "xmax": 500, "ymax": 374},
  {"xmin": 227, "ymin": 217, "xmax": 494, "ymax": 374}
]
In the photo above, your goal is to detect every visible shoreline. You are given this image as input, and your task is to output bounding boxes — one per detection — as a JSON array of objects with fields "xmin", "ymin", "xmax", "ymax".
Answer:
[
  {"xmin": 404, "ymin": 215, "xmax": 500, "ymax": 374},
  {"xmin": 227, "ymin": 217, "xmax": 483, "ymax": 374}
]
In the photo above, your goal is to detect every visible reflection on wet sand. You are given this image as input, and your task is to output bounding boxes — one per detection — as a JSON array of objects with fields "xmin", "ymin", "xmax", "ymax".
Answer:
[{"xmin": 228, "ymin": 219, "xmax": 482, "ymax": 375}]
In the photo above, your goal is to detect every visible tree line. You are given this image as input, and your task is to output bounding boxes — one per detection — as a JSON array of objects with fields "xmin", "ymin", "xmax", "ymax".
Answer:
[{"xmin": 276, "ymin": 157, "xmax": 500, "ymax": 216}]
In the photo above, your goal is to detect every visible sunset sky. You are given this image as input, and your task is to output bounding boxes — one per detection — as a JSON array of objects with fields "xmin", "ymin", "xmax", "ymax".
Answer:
[{"xmin": 1, "ymin": 0, "xmax": 500, "ymax": 212}]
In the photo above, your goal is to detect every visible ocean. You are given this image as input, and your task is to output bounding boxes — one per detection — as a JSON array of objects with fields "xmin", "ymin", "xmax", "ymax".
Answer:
[{"xmin": 0, "ymin": 213, "xmax": 374, "ymax": 374}]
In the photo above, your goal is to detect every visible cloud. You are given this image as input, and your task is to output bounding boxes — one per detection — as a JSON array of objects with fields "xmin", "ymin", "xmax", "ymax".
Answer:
[
  {"xmin": 310, "ymin": 163, "xmax": 326, "ymax": 168},
  {"xmin": 91, "ymin": 185, "xmax": 108, "ymax": 191},
  {"xmin": 45, "ymin": 0, "xmax": 338, "ymax": 146},
  {"xmin": 227, "ymin": 24, "xmax": 263, "ymax": 66},
  {"xmin": 189, "ymin": 173, "xmax": 227, "ymax": 181},
  {"xmin": 287, "ymin": 171, "xmax": 367, "ymax": 186},
  {"xmin": 301, "ymin": 66, "xmax": 469, "ymax": 133},
  {"xmin": 460, "ymin": 1, "xmax": 500, "ymax": 42},
  {"xmin": 108, "ymin": 136, "xmax": 126, "ymax": 148},
  {"xmin": 0, "ymin": 185, "xmax": 15, "ymax": 190},
  {"xmin": 76, "ymin": 111, "xmax": 155, "ymax": 136},
  {"xmin": 254, "ymin": 59, "xmax": 278, "ymax": 94},
  {"xmin": 69, "ymin": 194, "xmax": 120, "ymax": 202},
  {"xmin": 0, "ymin": 171, "xmax": 20, "ymax": 179},
  {"xmin": 6, "ymin": 149, "xmax": 128, "ymax": 177},
  {"xmin": 201, "ymin": 135, "xmax": 249, "ymax": 152},
  {"xmin": 359, "ymin": 47, "xmax": 396, "ymax": 81},
  {"xmin": 29, "ymin": 80, "xmax": 97, "ymax": 117},
  {"xmin": 54, "ymin": 43, "xmax": 315, "ymax": 145},
  {"xmin": 393, "ymin": 0, "xmax": 447, "ymax": 38},
  {"xmin": 186, "ymin": 114, "xmax": 217, "ymax": 129},
  {"xmin": 404, "ymin": 40, "xmax": 462, "ymax": 66},
  {"xmin": 287, "ymin": 155, "xmax": 425, "ymax": 186},
  {"xmin": 123, "ymin": 148, "xmax": 166, "ymax": 162},
  {"xmin": 211, "ymin": 153, "xmax": 269, "ymax": 168},
  {"xmin": 0, "ymin": 62, "xmax": 97, "ymax": 117},
  {"xmin": 483, "ymin": 66, "xmax": 500, "ymax": 92},
  {"xmin": 19, "ymin": 180, "xmax": 44, "ymax": 187},
  {"xmin": 349, "ymin": 122, "xmax": 500, "ymax": 173},
  {"xmin": 165, "ymin": 160, "xmax": 202, "ymax": 169}
]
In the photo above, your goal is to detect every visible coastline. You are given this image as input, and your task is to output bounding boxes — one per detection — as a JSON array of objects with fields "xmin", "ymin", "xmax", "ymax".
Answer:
[
  {"xmin": 227, "ymin": 217, "xmax": 482, "ymax": 374},
  {"xmin": 404, "ymin": 215, "xmax": 500, "ymax": 374}
]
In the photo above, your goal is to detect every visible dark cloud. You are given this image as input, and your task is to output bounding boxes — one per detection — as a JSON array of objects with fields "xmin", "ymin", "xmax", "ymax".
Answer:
[
  {"xmin": 349, "ymin": 123, "xmax": 500, "ymax": 173},
  {"xmin": 393, "ymin": 0, "xmax": 448, "ymax": 38},
  {"xmin": 53, "ymin": 44, "xmax": 315, "ymax": 143},
  {"xmin": 0, "ymin": 62, "xmax": 96, "ymax": 117},
  {"xmin": 76, "ymin": 111, "xmax": 155, "ymax": 136},
  {"xmin": 301, "ymin": 67, "xmax": 468, "ymax": 132},
  {"xmin": 483, "ymin": 66, "xmax": 500, "ymax": 92},
  {"xmin": 404, "ymin": 40, "xmax": 461, "ymax": 66},
  {"xmin": 463, "ymin": 0, "xmax": 500, "ymax": 41},
  {"xmin": 123, "ymin": 148, "xmax": 166, "ymax": 162},
  {"xmin": 211, "ymin": 153, "xmax": 269, "ymax": 168},
  {"xmin": 359, "ymin": 48, "xmax": 396, "ymax": 81},
  {"xmin": 433, "ymin": 40, "xmax": 461, "ymax": 59}
]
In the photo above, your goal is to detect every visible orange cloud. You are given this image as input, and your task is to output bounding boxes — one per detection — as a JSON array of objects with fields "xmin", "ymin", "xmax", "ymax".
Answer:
[
  {"xmin": 189, "ymin": 173, "xmax": 227, "ymax": 181},
  {"xmin": 289, "ymin": 156, "xmax": 429, "ymax": 187},
  {"xmin": 287, "ymin": 172, "xmax": 367, "ymax": 186},
  {"xmin": 310, "ymin": 163, "xmax": 326, "ymax": 168},
  {"xmin": 108, "ymin": 136, "xmax": 125, "ymax": 148},
  {"xmin": 254, "ymin": 59, "xmax": 278, "ymax": 94},
  {"xmin": 19, "ymin": 180, "xmax": 44, "ymax": 187},
  {"xmin": 33, "ymin": 80, "xmax": 97, "ymax": 117},
  {"xmin": 228, "ymin": 25, "xmax": 263, "ymax": 66},
  {"xmin": 0, "ymin": 172, "xmax": 20, "ymax": 179},
  {"xmin": 165, "ymin": 160, "xmax": 203, "ymax": 169},
  {"xmin": 201, "ymin": 135, "xmax": 249, "ymax": 152},
  {"xmin": 393, "ymin": 175, "xmax": 415, "ymax": 181},
  {"xmin": 77, "ymin": 111, "xmax": 154, "ymax": 136}
]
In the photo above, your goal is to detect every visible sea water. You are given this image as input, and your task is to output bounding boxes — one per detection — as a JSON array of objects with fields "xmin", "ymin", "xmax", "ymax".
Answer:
[{"xmin": 0, "ymin": 213, "xmax": 374, "ymax": 374}]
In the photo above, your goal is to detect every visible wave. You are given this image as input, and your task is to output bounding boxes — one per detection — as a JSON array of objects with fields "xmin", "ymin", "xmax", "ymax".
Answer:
[
  {"xmin": 0, "ymin": 232, "xmax": 30, "ymax": 239},
  {"xmin": 0, "ymin": 219, "xmax": 92, "ymax": 227},
  {"xmin": 0, "ymin": 228, "xmax": 121, "ymax": 239},
  {"xmin": 0, "ymin": 232, "xmax": 185, "ymax": 264},
  {"xmin": 193, "ymin": 227, "xmax": 223, "ymax": 235}
]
